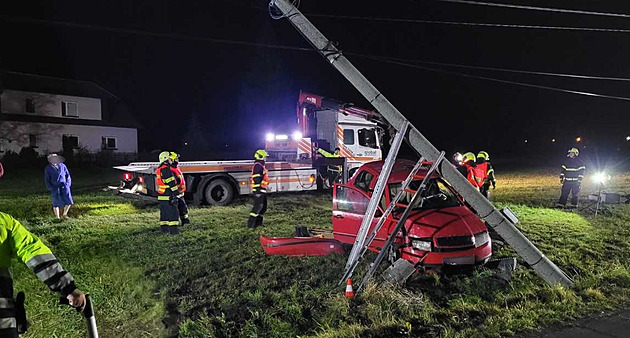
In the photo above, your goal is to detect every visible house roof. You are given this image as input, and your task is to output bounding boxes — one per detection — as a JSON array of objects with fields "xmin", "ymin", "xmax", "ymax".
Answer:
[
  {"xmin": 0, "ymin": 70, "xmax": 117, "ymax": 99},
  {"xmin": 0, "ymin": 70, "xmax": 141, "ymax": 129}
]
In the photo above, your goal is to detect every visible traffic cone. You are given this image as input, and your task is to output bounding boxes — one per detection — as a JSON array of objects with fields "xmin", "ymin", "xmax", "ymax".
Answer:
[{"xmin": 345, "ymin": 279, "xmax": 355, "ymax": 299}]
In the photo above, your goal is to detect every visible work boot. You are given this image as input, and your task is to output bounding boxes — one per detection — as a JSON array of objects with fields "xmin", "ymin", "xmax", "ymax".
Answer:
[
  {"xmin": 555, "ymin": 203, "xmax": 565, "ymax": 209},
  {"xmin": 168, "ymin": 226, "xmax": 181, "ymax": 235},
  {"xmin": 160, "ymin": 225, "xmax": 169, "ymax": 233},
  {"xmin": 181, "ymin": 218, "xmax": 190, "ymax": 225}
]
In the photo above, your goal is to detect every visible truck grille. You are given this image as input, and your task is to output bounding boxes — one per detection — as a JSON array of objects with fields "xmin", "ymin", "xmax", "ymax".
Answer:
[{"xmin": 436, "ymin": 235, "xmax": 474, "ymax": 247}]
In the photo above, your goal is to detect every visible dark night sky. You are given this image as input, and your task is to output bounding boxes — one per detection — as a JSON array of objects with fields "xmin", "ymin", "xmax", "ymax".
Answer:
[{"xmin": 2, "ymin": 0, "xmax": 630, "ymax": 161}]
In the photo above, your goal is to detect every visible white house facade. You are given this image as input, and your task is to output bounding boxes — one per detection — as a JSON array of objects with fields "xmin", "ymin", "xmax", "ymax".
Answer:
[{"xmin": 0, "ymin": 71, "xmax": 139, "ymax": 156}]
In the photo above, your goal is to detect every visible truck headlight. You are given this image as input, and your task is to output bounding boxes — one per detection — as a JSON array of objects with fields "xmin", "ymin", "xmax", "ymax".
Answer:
[
  {"xmin": 411, "ymin": 239, "xmax": 432, "ymax": 252},
  {"xmin": 474, "ymin": 231, "xmax": 490, "ymax": 247}
]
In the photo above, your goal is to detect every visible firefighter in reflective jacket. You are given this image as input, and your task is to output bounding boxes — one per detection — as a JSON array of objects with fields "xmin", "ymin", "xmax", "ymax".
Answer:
[
  {"xmin": 156, "ymin": 151, "xmax": 181, "ymax": 234},
  {"xmin": 248, "ymin": 149, "xmax": 269, "ymax": 228},
  {"xmin": 317, "ymin": 147, "xmax": 342, "ymax": 186},
  {"xmin": 557, "ymin": 148, "xmax": 585, "ymax": 208},
  {"xmin": 457, "ymin": 152, "xmax": 484, "ymax": 189},
  {"xmin": 1, "ymin": 212, "xmax": 85, "ymax": 337},
  {"xmin": 477, "ymin": 151, "xmax": 496, "ymax": 198},
  {"xmin": 169, "ymin": 152, "xmax": 190, "ymax": 225}
]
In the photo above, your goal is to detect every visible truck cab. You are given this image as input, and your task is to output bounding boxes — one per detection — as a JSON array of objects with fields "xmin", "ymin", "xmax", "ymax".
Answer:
[
  {"xmin": 297, "ymin": 91, "xmax": 384, "ymax": 174},
  {"xmin": 332, "ymin": 159, "xmax": 492, "ymax": 270}
]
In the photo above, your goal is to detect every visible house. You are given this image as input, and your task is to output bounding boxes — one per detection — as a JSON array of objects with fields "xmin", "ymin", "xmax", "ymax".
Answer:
[{"xmin": 0, "ymin": 70, "xmax": 138, "ymax": 157}]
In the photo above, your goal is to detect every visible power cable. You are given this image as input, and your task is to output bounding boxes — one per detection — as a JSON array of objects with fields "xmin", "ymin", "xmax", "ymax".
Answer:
[
  {"xmin": 0, "ymin": 16, "xmax": 314, "ymax": 53},
  {"xmin": 434, "ymin": 0, "xmax": 630, "ymax": 19},
  {"xmin": 305, "ymin": 13, "xmax": 630, "ymax": 33},
  {"xmin": 5, "ymin": 16, "xmax": 630, "ymax": 101},
  {"xmin": 346, "ymin": 54, "xmax": 630, "ymax": 82},
  {"xmin": 353, "ymin": 55, "xmax": 630, "ymax": 102}
]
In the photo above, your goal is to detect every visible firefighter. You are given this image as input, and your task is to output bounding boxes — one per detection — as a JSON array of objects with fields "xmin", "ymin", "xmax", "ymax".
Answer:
[
  {"xmin": 477, "ymin": 151, "xmax": 496, "ymax": 198},
  {"xmin": 317, "ymin": 147, "xmax": 342, "ymax": 186},
  {"xmin": 316, "ymin": 147, "xmax": 340, "ymax": 158},
  {"xmin": 248, "ymin": 149, "xmax": 269, "ymax": 228},
  {"xmin": 1, "ymin": 212, "xmax": 86, "ymax": 337},
  {"xmin": 457, "ymin": 152, "xmax": 484, "ymax": 190},
  {"xmin": 169, "ymin": 152, "xmax": 190, "ymax": 225},
  {"xmin": 156, "ymin": 151, "xmax": 181, "ymax": 234},
  {"xmin": 557, "ymin": 148, "xmax": 585, "ymax": 208}
]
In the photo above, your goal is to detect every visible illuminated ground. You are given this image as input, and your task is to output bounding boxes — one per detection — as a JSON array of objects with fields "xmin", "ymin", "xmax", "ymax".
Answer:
[{"xmin": 2, "ymin": 167, "xmax": 629, "ymax": 337}]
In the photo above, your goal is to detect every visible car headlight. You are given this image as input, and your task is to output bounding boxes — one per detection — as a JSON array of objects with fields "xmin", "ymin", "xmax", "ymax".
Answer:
[
  {"xmin": 411, "ymin": 239, "xmax": 432, "ymax": 251},
  {"xmin": 474, "ymin": 231, "xmax": 490, "ymax": 247}
]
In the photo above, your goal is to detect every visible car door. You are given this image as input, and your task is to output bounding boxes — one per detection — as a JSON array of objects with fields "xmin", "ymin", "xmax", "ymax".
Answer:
[{"xmin": 332, "ymin": 184, "xmax": 386, "ymax": 248}]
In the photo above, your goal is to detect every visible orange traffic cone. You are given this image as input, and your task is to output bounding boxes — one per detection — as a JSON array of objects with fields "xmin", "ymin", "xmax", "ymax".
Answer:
[{"xmin": 345, "ymin": 279, "xmax": 355, "ymax": 299}]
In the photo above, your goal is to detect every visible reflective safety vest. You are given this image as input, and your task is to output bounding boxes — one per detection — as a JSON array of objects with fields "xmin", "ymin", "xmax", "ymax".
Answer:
[
  {"xmin": 156, "ymin": 164, "xmax": 179, "ymax": 199},
  {"xmin": 477, "ymin": 162, "xmax": 490, "ymax": 180},
  {"xmin": 560, "ymin": 157, "xmax": 585, "ymax": 183},
  {"xmin": 251, "ymin": 162, "xmax": 269, "ymax": 194},
  {"xmin": 171, "ymin": 166, "xmax": 186, "ymax": 193},
  {"xmin": 465, "ymin": 163, "xmax": 485, "ymax": 188}
]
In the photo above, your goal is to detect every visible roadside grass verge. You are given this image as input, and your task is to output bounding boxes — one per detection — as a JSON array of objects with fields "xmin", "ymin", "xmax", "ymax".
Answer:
[{"xmin": 1, "ymin": 167, "xmax": 629, "ymax": 337}]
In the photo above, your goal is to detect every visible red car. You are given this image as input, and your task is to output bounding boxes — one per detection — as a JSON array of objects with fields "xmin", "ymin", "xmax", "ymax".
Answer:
[{"xmin": 332, "ymin": 159, "xmax": 491, "ymax": 271}]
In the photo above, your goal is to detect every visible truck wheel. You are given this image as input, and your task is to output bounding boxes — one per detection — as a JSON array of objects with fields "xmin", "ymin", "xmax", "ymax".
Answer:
[{"xmin": 204, "ymin": 178, "xmax": 234, "ymax": 206}]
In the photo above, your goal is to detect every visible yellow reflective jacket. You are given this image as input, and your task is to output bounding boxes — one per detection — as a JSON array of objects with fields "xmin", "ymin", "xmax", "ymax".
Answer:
[
  {"xmin": 0, "ymin": 212, "xmax": 76, "ymax": 297},
  {"xmin": 317, "ymin": 148, "xmax": 340, "ymax": 158}
]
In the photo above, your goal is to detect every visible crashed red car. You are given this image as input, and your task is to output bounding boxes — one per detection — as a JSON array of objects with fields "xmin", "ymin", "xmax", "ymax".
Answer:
[{"xmin": 332, "ymin": 159, "xmax": 492, "ymax": 271}]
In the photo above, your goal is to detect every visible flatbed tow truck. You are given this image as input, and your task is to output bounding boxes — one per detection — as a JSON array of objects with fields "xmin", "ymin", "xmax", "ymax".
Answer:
[{"xmin": 110, "ymin": 91, "xmax": 387, "ymax": 205}]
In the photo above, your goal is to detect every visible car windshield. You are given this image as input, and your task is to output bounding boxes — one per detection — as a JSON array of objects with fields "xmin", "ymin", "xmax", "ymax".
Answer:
[{"xmin": 388, "ymin": 178, "xmax": 461, "ymax": 211}]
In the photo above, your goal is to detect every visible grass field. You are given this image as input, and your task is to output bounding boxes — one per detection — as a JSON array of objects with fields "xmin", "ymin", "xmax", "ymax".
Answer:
[{"xmin": 1, "ymin": 166, "xmax": 629, "ymax": 337}]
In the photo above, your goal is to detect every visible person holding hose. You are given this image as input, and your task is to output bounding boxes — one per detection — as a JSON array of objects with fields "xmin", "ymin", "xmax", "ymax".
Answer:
[{"xmin": 0, "ymin": 211, "xmax": 85, "ymax": 337}]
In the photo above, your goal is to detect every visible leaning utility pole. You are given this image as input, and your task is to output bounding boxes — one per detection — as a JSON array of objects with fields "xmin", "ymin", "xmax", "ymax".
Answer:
[{"xmin": 270, "ymin": 0, "xmax": 572, "ymax": 287}]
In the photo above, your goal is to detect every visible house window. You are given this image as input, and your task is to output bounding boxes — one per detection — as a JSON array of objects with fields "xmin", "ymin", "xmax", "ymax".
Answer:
[
  {"xmin": 102, "ymin": 137, "xmax": 117, "ymax": 150},
  {"xmin": 343, "ymin": 129, "xmax": 355, "ymax": 145},
  {"xmin": 25, "ymin": 99, "xmax": 35, "ymax": 113},
  {"xmin": 29, "ymin": 134, "xmax": 38, "ymax": 148},
  {"xmin": 61, "ymin": 101, "xmax": 79, "ymax": 117},
  {"xmin": 62, "ymin": 135, "xmax": 79, "ymax": 149}
]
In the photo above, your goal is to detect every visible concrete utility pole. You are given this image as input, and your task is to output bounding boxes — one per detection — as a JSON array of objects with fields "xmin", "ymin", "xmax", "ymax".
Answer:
[{"xmin": 270, "ymin": 0, "xmax": 572, "ymax": 287}]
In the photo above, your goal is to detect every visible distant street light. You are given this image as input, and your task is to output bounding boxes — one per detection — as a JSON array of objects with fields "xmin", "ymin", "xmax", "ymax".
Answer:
[
  {"xmin": 524, "ymin": 139, "xmax": 528, "ymax": 143},
  {"xmin": 626, "ymin": 136, "xmax": 630, "ymax": 141},
  {"xmin": 576, "ymin": 137, "xmax": 582, "ymax": 142},
  {"xmin": 552, "ymin": 138, "xmax": 556, "ymax": 143}
]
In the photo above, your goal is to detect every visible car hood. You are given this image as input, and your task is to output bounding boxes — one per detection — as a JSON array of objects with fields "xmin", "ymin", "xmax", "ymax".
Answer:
[{"xmin": 404, "ymin": 206, "xmax": 488, "ymax": 238}]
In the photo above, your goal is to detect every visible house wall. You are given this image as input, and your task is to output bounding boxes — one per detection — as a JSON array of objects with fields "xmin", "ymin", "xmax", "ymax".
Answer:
[
  {"xmin": 0, "ymin": 90, "xmax": 102, "ymax": 120},
  {"xmin": 0, "ymin": 121, "xmax": 137, "ymax": 154}
]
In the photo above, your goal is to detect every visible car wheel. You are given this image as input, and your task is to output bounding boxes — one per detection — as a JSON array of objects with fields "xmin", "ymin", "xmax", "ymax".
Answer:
[{"xmin": 204, "ymin": 178, "xmax": 234, "ymax": 206}]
